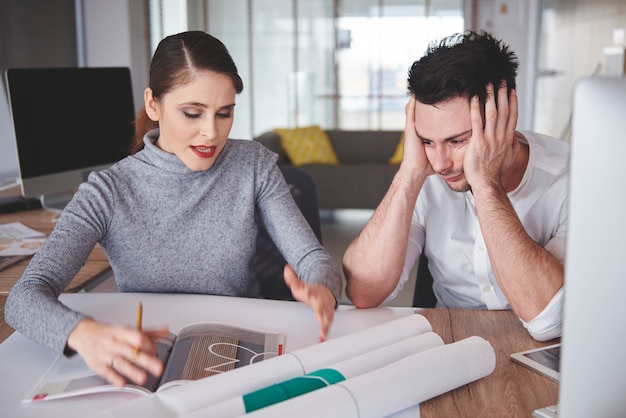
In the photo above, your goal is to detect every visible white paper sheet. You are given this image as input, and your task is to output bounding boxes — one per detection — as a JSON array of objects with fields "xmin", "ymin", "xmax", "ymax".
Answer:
[{"xmin": 244, "ymin": 336, "xmax": 496, "ymax": 418}]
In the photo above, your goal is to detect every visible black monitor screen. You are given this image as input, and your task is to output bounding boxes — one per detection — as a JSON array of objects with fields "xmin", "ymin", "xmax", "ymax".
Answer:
[{"xmin": 6, "ymin": 67, "xmax": 135, "ymax": 180}]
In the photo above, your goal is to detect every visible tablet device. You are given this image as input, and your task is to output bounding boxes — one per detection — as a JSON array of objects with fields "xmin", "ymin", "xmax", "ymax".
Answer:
[{"xmin": 510, "ymin": 343, "xmax": 561, "ymax": 383}]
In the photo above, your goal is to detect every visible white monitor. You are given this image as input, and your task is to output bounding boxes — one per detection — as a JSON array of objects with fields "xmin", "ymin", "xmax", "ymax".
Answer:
[
  {"xmin": 559, "ymin": 76, "xmax": 626, "ymax": 417},
  {"xmin": 5, "ymin": 67, "xmax": 135, "ymax": 211}
]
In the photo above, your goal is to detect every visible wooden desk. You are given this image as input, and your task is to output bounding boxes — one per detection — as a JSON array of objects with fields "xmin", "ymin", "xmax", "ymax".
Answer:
[
  {"xmin": 419, "ymin": 308, "xmax": 559, "ymax": 417},
  {"xmin": 0, "ymin": 207, "xmax": 112, "ymax": 295}
]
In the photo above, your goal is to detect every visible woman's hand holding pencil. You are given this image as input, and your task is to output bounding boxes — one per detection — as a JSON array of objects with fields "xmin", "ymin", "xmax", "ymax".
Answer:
[
  {"xmin": 135, "ymin": 301, "xmax": 142, "ymax": 354},
  {"xmin": 65, "ymin": 301, "xmax": 169, "ymax": 387}
]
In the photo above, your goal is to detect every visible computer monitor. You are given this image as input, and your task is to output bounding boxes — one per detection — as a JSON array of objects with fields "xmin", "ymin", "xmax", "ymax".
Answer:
[
  {"xmin": 5, "ymin": 67, "xmax": 135, "ymax": 210},
  {"xmin": 558, "ymin": 76, "xmax": 626, "ymax": 416}
]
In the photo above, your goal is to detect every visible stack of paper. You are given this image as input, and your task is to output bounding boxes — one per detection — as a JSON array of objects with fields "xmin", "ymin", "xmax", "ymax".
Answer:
[{"xmin": 95, "ymin": 314, "xmax": 495, "ymax": 418}]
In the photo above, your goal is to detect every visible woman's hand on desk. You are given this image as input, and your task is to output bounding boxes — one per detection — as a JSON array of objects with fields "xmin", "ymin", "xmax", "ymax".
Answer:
[
  {"xmin": 67, "ymin": 318, "xmax": 170, "ymax": 387},
  {"xmin": 283, "ymin": 264, "xmax": 336, "ymax": 342}
]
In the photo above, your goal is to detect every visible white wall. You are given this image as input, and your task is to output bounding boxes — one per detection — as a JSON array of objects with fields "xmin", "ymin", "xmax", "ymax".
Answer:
[
  {"xmin": 532, "ymin": 0, "xmax": 626, "ymax": 140},
  {"xmin": 474, "ymin": 0, "xmax": 538, "ymax": 131},
  {"xmin": 0, "ymin": 81, "xmax": 19, "ymax": 179},
  {"xmin": 82, "ymin": 0, "xmax": 149, "ymax": 112}
]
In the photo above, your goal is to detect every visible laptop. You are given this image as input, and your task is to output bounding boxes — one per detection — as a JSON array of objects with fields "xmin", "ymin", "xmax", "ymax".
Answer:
[{"xmin": 533, "ymin": 76, "xmax": 626, "ymax": 417}]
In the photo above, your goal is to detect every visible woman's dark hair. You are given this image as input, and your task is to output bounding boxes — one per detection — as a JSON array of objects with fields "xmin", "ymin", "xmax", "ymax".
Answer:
[
  {"xmin": 407, "ymin": 30, "xmax": 518, "ymax": 107},
  {"xmin": 131, "ymin": 31, "xmax": 244, "ymax": 154}
]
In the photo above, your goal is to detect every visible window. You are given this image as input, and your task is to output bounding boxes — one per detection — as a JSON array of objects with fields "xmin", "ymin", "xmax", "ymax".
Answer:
[{"xmin": 149, "ymin": 0, "xmax": 464, "ymax": 139}]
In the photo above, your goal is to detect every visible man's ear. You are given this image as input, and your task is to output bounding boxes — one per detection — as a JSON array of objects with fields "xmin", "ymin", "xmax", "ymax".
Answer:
[{"xmin": 144, "ymin": 87, "xmax": 160, "ymax": 122}]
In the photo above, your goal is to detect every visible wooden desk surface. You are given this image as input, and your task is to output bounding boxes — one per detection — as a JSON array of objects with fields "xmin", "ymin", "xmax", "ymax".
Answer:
[
  {"xmin": 419, "ymin": 308, "xmax": 559, "ymax": 417},
  {"xmin": 0, "ymin": 208, "xmax": 111, "ymax": 295}
]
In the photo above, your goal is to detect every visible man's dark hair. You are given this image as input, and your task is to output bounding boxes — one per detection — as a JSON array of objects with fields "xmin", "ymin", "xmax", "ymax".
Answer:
[{"xmin": 407, "ymin": 30, "xmax": 518, "ymax": 106}]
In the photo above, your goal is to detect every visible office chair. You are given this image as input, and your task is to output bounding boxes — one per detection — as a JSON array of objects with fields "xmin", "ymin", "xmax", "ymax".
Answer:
[
  {"xmin": 253, "ymin": 166, "xmax": 322, "ymax": 301},
  {"xmin": 412, "ymin": 252, "xmax": 437, "ymax": 308}
]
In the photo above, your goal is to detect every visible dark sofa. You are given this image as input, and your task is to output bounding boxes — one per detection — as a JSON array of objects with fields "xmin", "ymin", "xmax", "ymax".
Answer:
[{"xmin": 254, "ymin": 130, "xmax": 402, "ymax": 210}]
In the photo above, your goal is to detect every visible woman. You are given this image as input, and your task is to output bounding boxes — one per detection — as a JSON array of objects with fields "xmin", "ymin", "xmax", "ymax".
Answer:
[{"xmin": 5, "ymin": 31, "xmax": 342, "ymax": 388}]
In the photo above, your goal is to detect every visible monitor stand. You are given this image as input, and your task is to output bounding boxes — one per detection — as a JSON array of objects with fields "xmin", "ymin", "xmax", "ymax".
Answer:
[{"xmin": 39, "ymin": 191, "xmax": 75, "ymax": 213}]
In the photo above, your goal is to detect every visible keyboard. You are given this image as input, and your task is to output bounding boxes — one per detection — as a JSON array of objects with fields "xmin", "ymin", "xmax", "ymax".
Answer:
[{"xmin": 533, "ymin": 404, "xmax": 558, "ymax": 418}]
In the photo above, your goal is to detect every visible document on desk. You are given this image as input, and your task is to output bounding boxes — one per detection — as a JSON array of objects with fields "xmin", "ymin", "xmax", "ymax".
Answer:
[
  {"xmin": 23, "ymin": 322, "xmax": 285, "ymax": 403},
  {"xmin": 0, "ymin": 221, "xmax": 46, "ymax": 258}
]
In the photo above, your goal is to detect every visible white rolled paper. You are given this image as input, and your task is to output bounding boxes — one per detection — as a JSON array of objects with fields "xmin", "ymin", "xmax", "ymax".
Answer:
[
  {"xmin": 244, "ymin": 336, "xmax": 496, "ymax": 418},
  {"xmin": 182, "ymin": 331, "xmax": 444, "ymax": 417},
  {"xmin": 95, "ymin": 313, "xmax": 432, "ymax": 418}
]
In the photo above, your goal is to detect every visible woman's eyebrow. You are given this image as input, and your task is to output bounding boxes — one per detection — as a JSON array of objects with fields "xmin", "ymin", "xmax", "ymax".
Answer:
[{"xmin": 179, "ymin": 102, "xmax": 236, "ymax": 110}]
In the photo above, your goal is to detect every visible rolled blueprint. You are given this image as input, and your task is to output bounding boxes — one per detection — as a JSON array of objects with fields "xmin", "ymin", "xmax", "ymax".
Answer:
[
  {"xmin": 182, "ymin": 331, "xmax": 444, "ymax": 417},
  {"xmin": 95, "ymin": 313, "xmax": 432, "ymax": 418},
  {"xmin": 244, "ymin": 336, "xmax": 496, "ymax": 418}
]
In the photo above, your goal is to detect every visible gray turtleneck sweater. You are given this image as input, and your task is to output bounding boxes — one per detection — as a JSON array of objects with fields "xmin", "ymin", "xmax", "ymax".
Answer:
[{"xmin": 5, "ymin": 131, "xmax": 342, "ymax": 354}]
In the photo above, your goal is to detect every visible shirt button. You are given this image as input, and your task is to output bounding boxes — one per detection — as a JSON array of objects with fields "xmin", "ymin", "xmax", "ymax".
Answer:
[{"xmin": 483, "ymin": 285, "xmax": 491, "ymax": 292}]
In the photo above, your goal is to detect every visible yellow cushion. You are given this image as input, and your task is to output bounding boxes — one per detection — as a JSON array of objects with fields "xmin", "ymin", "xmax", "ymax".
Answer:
[
  {"xmin": 388, "ymin": 132, "xmax": 404, "ymax": 164},
  {"xmin": 274, "ymin": 125, "xmax": 339, "ymax": 166}
]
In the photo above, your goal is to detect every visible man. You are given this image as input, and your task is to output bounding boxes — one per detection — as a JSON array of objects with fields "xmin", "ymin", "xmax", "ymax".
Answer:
[{"xmin": 343, "ymin": 31, "xmax": 568, "ymax": 341}]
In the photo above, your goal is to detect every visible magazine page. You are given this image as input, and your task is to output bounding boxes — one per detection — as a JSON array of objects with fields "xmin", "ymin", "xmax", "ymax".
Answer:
[
  {"xmin": 23, "ymin": 332, "xmax": 176, "ymax": 402},
  {"xmin": 0, "ymin": 221, "xmax": 46, "ymax": 257},
  {"xmin": 157, "ymin": 322, "xmax": 285, "ymax": 392}
]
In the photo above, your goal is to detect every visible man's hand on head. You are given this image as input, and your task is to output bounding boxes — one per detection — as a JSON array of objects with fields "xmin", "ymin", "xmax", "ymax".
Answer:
[
  {"xmin": 464, "ymin": 81, "xmax": 519, "ymax": 191},
  {"xmin": 400, "ymin": 96, "xmax": 434, "ymax": 177}
]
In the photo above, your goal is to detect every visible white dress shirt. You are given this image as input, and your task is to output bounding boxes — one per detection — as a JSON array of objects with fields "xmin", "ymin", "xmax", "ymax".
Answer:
[{"xmin": 389, "ymin": 131, "xmax": 569, "ymax": 341}]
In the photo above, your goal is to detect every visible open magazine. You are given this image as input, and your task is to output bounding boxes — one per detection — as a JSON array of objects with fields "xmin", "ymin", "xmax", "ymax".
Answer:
[{"xmin": 23, "ymin": 322, "xmax": 285, "ymax": 402}]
